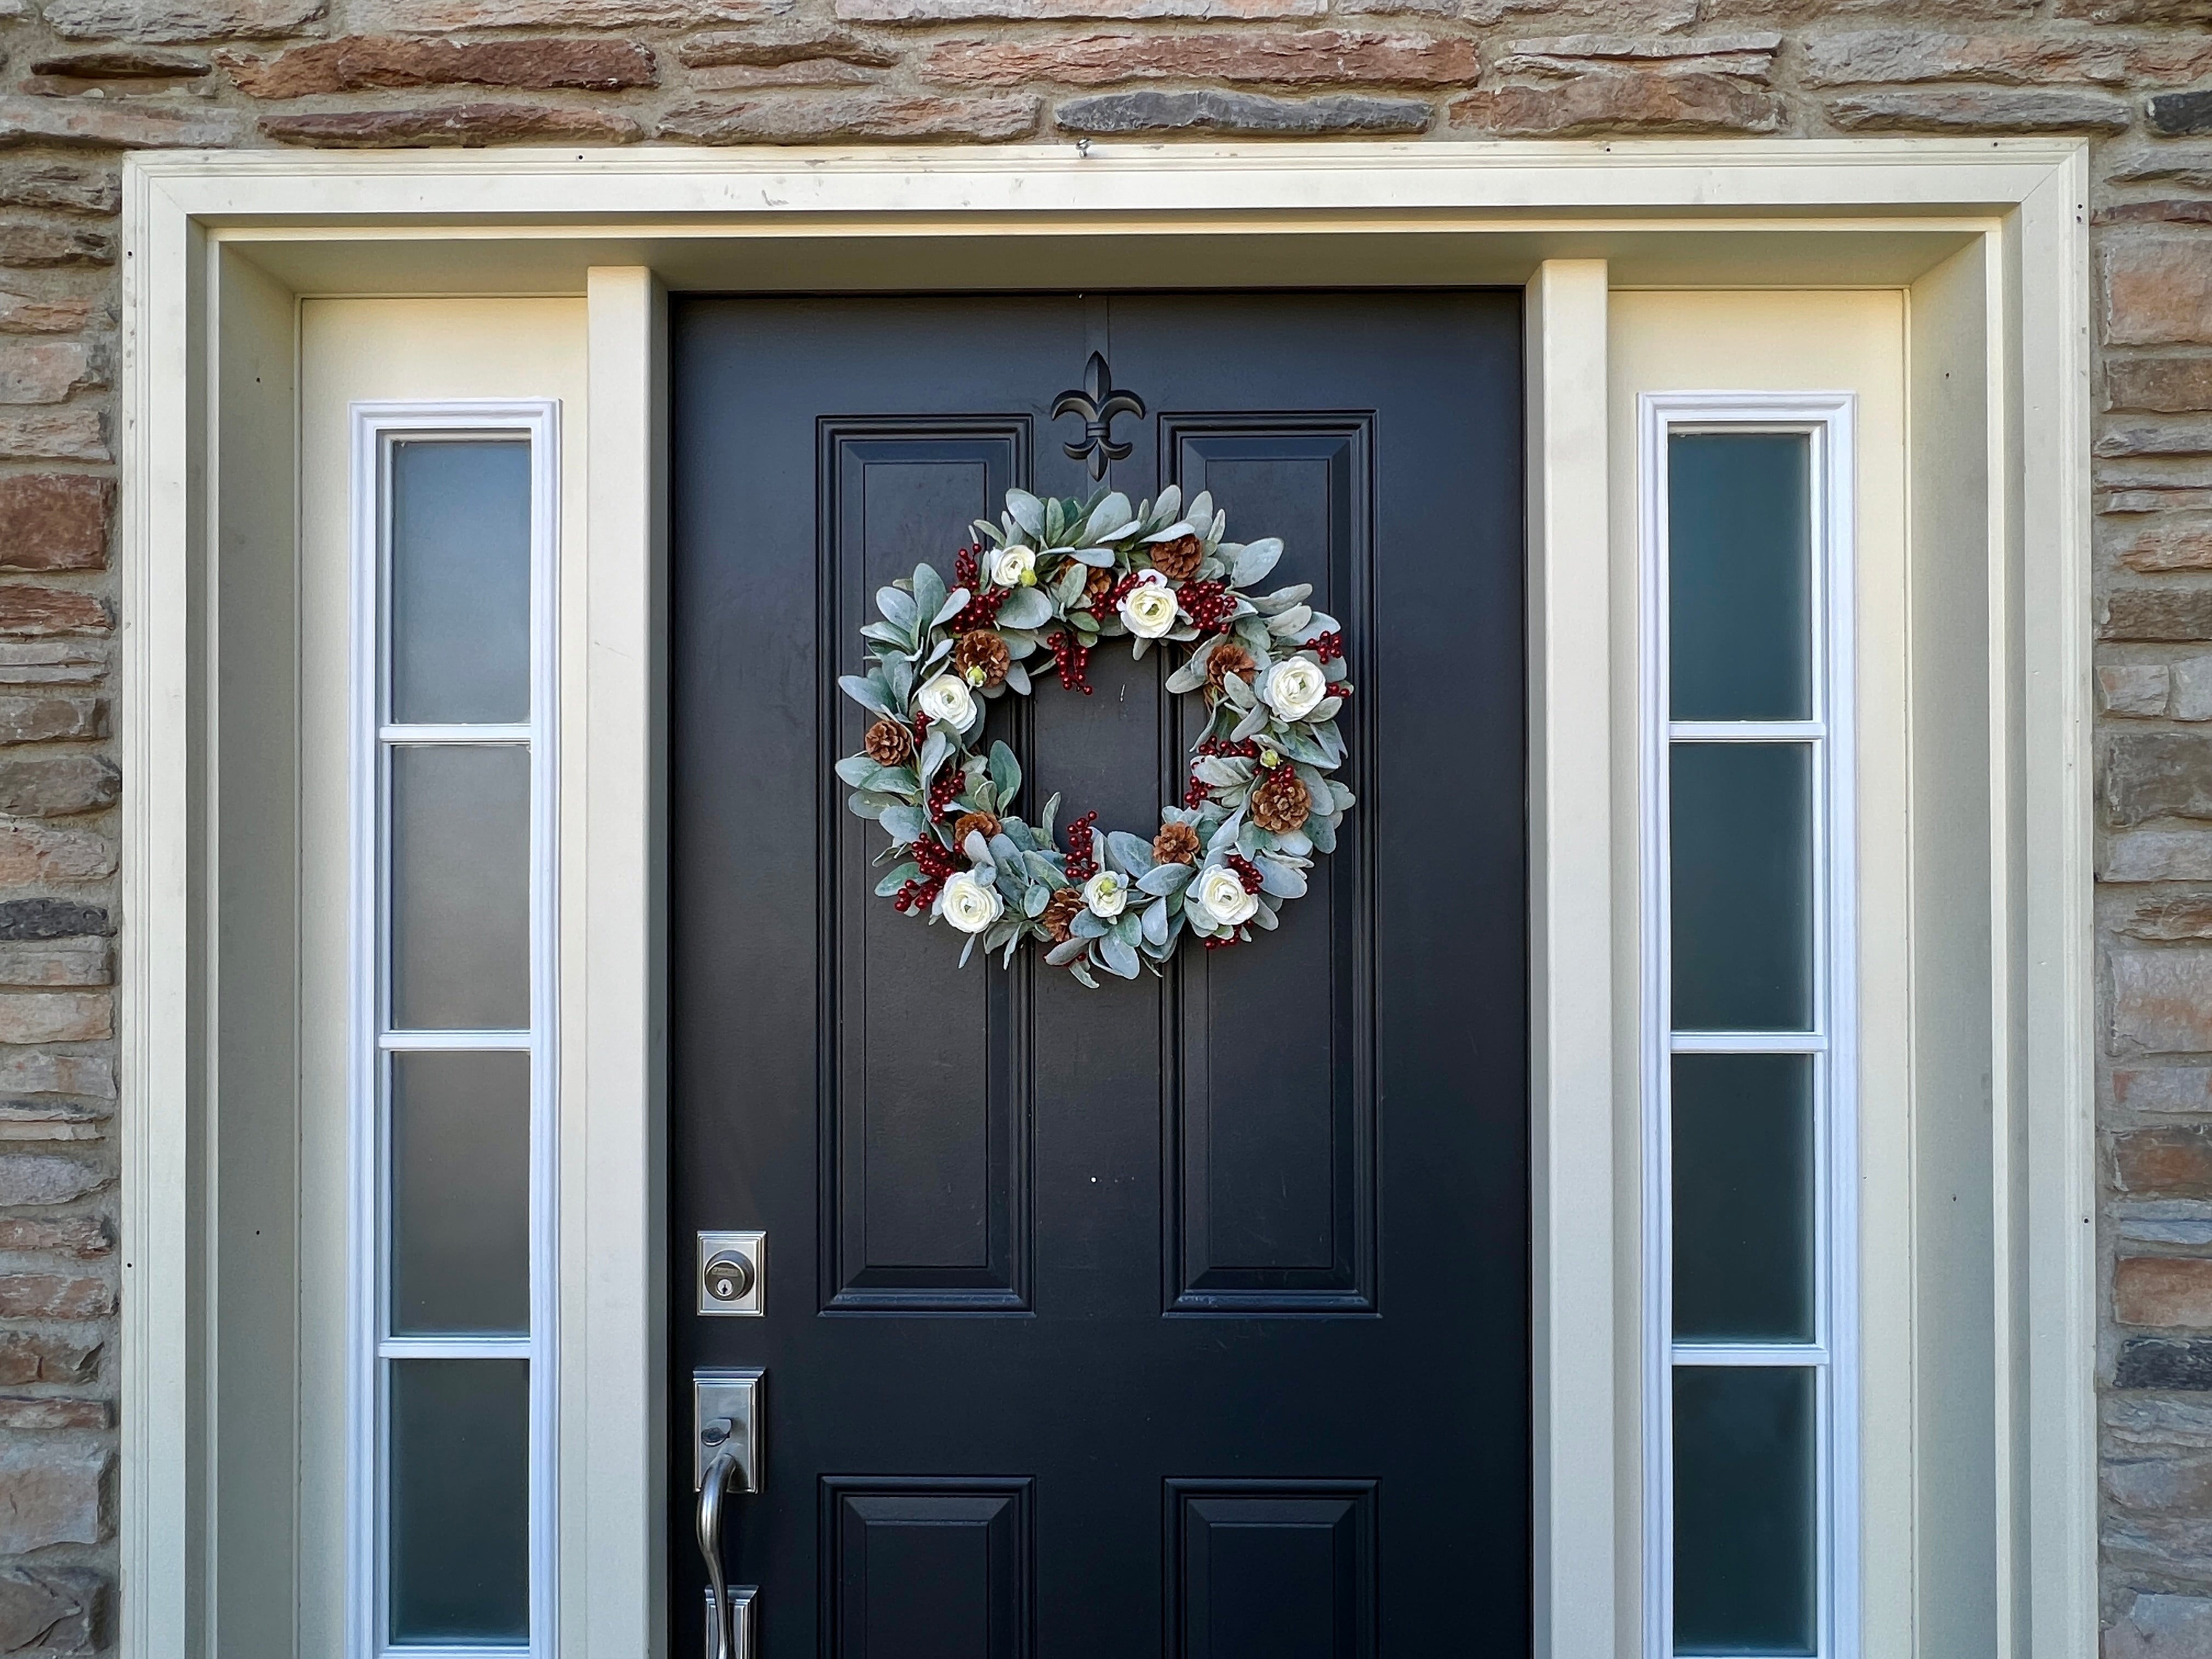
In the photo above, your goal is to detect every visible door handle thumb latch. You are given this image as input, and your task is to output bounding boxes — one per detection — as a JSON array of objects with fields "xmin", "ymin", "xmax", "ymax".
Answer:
[{"xmin": 695, "ymin": 1369, "xmax": 763, "ymax": 1659}]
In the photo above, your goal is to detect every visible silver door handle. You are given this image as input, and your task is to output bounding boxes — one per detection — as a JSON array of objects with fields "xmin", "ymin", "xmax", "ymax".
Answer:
[
  {"xmin": 694, "ymin": 1370, "xmax": 764, "ymax": 1659},
  {"xmin": 696, "ymin": 1440, "xmax": 753, "ymax": 1659}
]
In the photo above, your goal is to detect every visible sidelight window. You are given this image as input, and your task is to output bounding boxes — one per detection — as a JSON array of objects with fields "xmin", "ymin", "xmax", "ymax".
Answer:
[
  {"xmin": 1640, "ymin": 397, "xmax": 1858, "ymax": 1659},
  {"xmin": 351, "ymin": 405, "xmax": 558, "ymax": 1657}
]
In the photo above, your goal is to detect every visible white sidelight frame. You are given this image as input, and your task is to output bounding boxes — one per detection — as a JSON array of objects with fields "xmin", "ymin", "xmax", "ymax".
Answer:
[
  {"xmin": 1637, "ymin": 393, "xmax": 1859, "ymax": 1659},
  {"xmin": 117, "ymin": 141, "xmax": 2094, "ymax": 1659},
  {"xmin": 349, "ymin": 400, "xmax": 562, "ymax": 1659}
]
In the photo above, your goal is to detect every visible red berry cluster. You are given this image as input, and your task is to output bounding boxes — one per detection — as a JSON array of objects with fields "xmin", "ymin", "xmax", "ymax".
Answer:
[
  {"xmin": 1311, "ymin": 630, "xmax": 1348, "ymax": 665},
  {"xmin": 1178, "ymin": 579, "xmax": 1237, "ymax": 634},
  {"xmin": 1063, "ymin": 811, "xmax": 1100, "ymax": 883},
  {"xmin": 953, "ymin": 544, "xmax": 982, "ymax": 591},
  {"xmin": 1195, "ymin": 737, "xmax": 1261, "ymax": 760},
  {"xmin": 1184, "ymin": 781, "xmax": 1211, "ymax": 808},
  {"xmin": 1045, "ymin": 630, "xmax": 1094, "ymax": 695},
  {"xmin": 950, "ymin": 583, "xmax": 1009, "ymax": 634},
  {"xmin": 1224, "ymin": 853, "xmax": 1266, "ymax": 895},
  {"xmin": 927, "ymin": 769, "xmax": 963, "ymax": 820},
  {"xmin": 1203, "ymin": 934, "xmax": 1241, "ymax": 951},
  {"xmin": 893, "ymin": 835, "xmax": 964, "ymax": 914},
  {"xmin": 1103, "ymin": 572, "xmax": 1148, "ymax": 610}
]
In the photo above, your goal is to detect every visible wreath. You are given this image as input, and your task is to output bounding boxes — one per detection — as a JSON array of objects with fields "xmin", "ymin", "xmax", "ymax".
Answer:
[{"xmin": 836, "ymin": 485, "xmax": 1354, "ymax": 988}]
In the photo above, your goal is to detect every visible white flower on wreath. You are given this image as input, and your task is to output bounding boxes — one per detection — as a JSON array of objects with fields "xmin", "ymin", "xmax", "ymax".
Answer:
[
  {"xmin": 1119, "ymin": 570, "xmax": 1180, "ymax": 639},
  {"xmin": 1194, "ymin": 864, "xmax": 1259, "ymax": 928},
  {"xmin": 1083, "ymin": 870, "xmax": 1128, "ymax": 918},
  {"xmin": 1261, "ymin": 656, "xmax": 1328, "ymax": 722},
  {"xmin": 991, "ymin": 545, "xmax": 1037, "ymax": 588},
  {"xmin": 917, "ymin": 672, "xmax": 978, "ymax": 731},
  {"xmin": 937, "ymin": 871, "xmax": 1003, "ymax": 934}
]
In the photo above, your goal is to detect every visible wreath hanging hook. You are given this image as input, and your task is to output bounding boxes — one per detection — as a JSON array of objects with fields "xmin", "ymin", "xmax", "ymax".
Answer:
[{"xmin": 1051, "ymin": 351, "xmax": 1145, "ymax": 481}]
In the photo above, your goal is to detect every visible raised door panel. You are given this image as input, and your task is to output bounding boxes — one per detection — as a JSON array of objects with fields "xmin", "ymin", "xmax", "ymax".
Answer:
[
  {"xmin": 823, "ymin": 1477, "xmax": 1034, "ymax": 1659},
  {"xmin": 1167, "ymin": 1480, "xmax": 1378, "ymax": 1659},
  {"xmin": 1163, "ymin": 421, "xmax": 1377, "ymax": 1314},
  {"xmin": 822, "ymin": 424, "xmax": 1034, "ymax": 1312}
]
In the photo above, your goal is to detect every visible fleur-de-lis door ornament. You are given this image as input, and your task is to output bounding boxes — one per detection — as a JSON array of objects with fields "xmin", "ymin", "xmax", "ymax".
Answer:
[{"xmin": 1051, "ymin": 351, "xmax": 1146, "ymax": 481}]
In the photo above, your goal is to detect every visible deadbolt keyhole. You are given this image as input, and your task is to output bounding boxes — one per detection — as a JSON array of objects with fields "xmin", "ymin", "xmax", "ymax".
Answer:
[{"xmin": 704, "ymin": 1251, "xmax": 755, "ymax": 1304}]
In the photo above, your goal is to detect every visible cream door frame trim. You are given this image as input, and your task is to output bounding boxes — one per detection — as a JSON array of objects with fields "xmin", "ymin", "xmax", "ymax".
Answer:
[{"xmin": 119, "ymin": 139, "xmax": 2092, "ymax": 1659}]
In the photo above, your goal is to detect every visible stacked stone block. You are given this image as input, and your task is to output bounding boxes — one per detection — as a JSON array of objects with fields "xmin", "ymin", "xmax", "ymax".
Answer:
[{"xmin": 0, "ymin": 0, "xmax": 2207, "ymax": 1647}]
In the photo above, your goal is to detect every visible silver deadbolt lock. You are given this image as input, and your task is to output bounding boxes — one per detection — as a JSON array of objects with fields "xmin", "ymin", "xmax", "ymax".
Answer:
[{"xmin": 697, "ymin": 1231, "xmax": 765, "ymax": 1316}]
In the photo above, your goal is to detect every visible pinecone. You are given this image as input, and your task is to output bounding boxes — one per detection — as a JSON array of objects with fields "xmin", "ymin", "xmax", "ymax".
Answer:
[
  {"xmin": 951, "ymin": 811, "xmax": 1001, "ymax": 850},
  {"xmin": 1082, "ymin": 566, "xmax": 1115, "ymax": 610},
  {"xmin": 1204, "ymin": 643, "xmax": 1257, "ymax": 702},
  {"xmin": 1149, "ymin": 534, "xmax": 1205, "ymax": 582},
  {"xmin": 1251, "ymin": 765, "xmax": 1311, "ymax": 833},
  {"xmin": 1153, "ymin": 821, "xmax": 1202, "ymax": 865},
  {"xmin": 863, "ymin": 718, "xmax": 914, "ymax": 766},
  {"xmin": 952, "ymin": 630, "xmax": 1011, "ymax": 690},
  {"xmin": 1040, "ymin": 887, "xmax": 1085, "ymax": 943}
]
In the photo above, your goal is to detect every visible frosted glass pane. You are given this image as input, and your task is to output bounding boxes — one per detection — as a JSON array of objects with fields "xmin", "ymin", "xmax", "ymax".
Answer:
[
  {"xmin": 390, "ymin": 439, "xmax": 532, "ymax": 725},
  {"xmin": 1671, "ymin": 743, "xmax": 1813, "ymax": 1032},
  {"xmin": 391, "ymin": 1051, "xmax": 530, "ymax": 1336},
  {"xmin": 389, "ymin": 1358, "xmax": 529, "ymax": 1644},
  {"xmin": 1673, "ymin": 1365, "xmax": 1817, "ymax": 1656},
  {"xmin": 1672, "ymin": 1053, "xmax": 1815, "ymax": 1342},
  {"xmin": 391, "ymin": 745, "xmax": 529, "ymax": 1031},
  {"xmin": 1669, "ymin": 433, "xmax": 1812, "ymax": 721}
]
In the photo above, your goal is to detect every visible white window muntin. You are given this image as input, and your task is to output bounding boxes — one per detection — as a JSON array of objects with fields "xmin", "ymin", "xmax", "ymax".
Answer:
[
  {"xmin": 1638, "ymin": 392, "xmax": 1859, "ymax": 1659},
  {"xmin": 349, "ymin": 400, "xmax": 560, "ymax": 1659}
]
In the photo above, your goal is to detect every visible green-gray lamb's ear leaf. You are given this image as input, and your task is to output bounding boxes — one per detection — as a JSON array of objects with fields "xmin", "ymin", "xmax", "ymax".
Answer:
[
  {"xmin": 884, "ymin": 654, "xmax": 914, "ymax": 704},
  {"xmin": 1071, "ymin": 909, "xmax": 1109, "ymax": 940},
  {"xmin": 958, "ymin": 934, "xmax": 977, "ymax": 968},
  {"xmin": 918, "ymin": 729, "xmax": 950, "ymax": 786},
  {"xmin": 874, "ymin": 862, "xmax": 921, "ymax": 896},
  {"xmin": 863, "ymin": 764, "xmax": 918, "ymax": 795},
  {"xmin": 1038, "ymin": 791, "xmax": 1061, "ymax": 842},
  {"xmin": 1141, "ymin": 896, "xmax": 1170, "ymax": 947},
  {"xmin": 934, "ymin": 588, "xmax": 972, "ymax": 628},
  {"xmin": 1046, "ymin": 938, "xmax": 1088, "ymax": 967},
  {"xmin": 1005, "ymin": 488, "xmax": 1047, "ymax": 540},
  {"xmin": 847, "ymin": 791, "xmax": 888, "ymax": 821},
  {"xmin": 912, "ymin": 563, "xmax": 947, "ymax": 629},
  {"xmin": 1306, "ymin": 814, "xmax": 1337, "ymax": 853},
  {"xmin": 1024, "ymin": 850, "xmax": 1064, "ymax": 888},
  {"xmin": 988, "ymin": 741, "xmax": 1022, "ymax": 808},
  {"xmin": 1138, "ymin": 861, "xmax": 1193, "ymax": 896},
  {"xmin": 1273, "ymin": 828, "xmax": 1313, "ymax": 857},
  {"xmin": 974, "ymin": 779, "xmax": 999, "ymax": 814},
  {"xmin": 1105, "ymin": 831, "xmax": 1156, "ymax": 876},
  {"xmin": 1230, "ymin": 704, "xmax": 1270, "ymax": 743},
  {"xmin": 1098, "ymin": 934, "xmax": 1142, "ymax": 980},
  {"xmin": 1082, "ymin": 492, "xmax": 1133, "ymax": 544},
  {"xmin": 1255, "ymin": 856, "xmax": 1307, "ymax": 899},
  {"xmin": 1329, "ymin": 782, "xmax": 1356, "ymax": 811},
  {"xmin": 963, "ymin": 830, "xmax": 993, "ymax": 866},
  {"xmin": 1003, "ymin": 661, "xmax": 1032, "ymax": 696},
  {"xmin": 989, "ymin": 832, "xmax": 1024, "ymax": 870},
  {"xmin": 835, "ymin": 755, "xmax": 878, "ymax": 787},
  {"xmin": 1228, "ymin": 538, "xmax": 1283, "ymax": 588},
  {"xmin": 996, "ymin": 587, "xmax": 1054, "ymax": 630},
  {"xmin": 838, "ymin": 674, "xmax": 898, "ymax": 717},
  {"xmin": 1246, "ymin": 900, "xmax": 1279, "ymax": 931},
  {"xmin": 1025, "ymin": 884, "xmax": 1051, "ymax": 918},
  {"xmin": 1185, "ymin": 491, "xmax": 1214, "ymax": 533},
  {"xmin": 875, "ymin": 585, "xmax": 918, "ymax": 631},
  {"xmin": 879, "ymin": 804, "xmax": 928, "ymax": 843},
  {"xmin": 1068, "ymin": 961, "xmax": 1100, "ymax": 989},
  {"xmin": 860, "ymin": 620, "xmax": 912, "ymax": 650},
  {"xmin": 1150, "ymin": 484, "xmax": 1182, "ymax": 526},
  {"xmin": 1071, "ymin": 545, "xmax": 1118, "ymax": 568},
  {"xmin": 1163, "ymin": 657, "xmax": 1209, "ymax": 695},
  {"xmin": 1051, "ymin": 563, "xmax": 1089, "ymax": 605}
]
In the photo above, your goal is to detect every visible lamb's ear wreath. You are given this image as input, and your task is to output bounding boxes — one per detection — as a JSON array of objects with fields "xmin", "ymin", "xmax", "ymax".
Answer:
[{"xmin": 837, "ymin": 486, "xmax": 1356, "ymax": 989}]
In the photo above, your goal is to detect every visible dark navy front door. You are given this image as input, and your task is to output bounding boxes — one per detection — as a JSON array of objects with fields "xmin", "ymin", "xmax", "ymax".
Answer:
[{"xmin": 670, "ymin": 292, "xmax": 1528, "ymax": 1657}]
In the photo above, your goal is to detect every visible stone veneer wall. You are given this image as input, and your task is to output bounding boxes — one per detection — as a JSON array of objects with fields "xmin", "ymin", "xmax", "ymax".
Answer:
[{"xmin": 0, "ymin": 0, "xmax": 2207, "ymax": 1649}]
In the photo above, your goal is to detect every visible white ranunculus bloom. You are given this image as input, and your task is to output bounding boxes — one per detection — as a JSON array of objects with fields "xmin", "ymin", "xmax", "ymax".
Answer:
[
  {"xmin": 1261, "ymin": 656, "xmax": 1329, "ymax": 722},
  {"xmin": 936, "ymin": 871, "xmax": 1003, "ymax": 934},
  {"xmin": 1083, "ymin": 870, "xmax": 1128, "ymax": 918},
  {"xmin": 917, "ymin": 672, "xmax": 978, "ymax": 730},
  {"xmin": 1195, "ymin": 864, "xmax": 1259, "ymax": 928},
  {"xmin": 1119, "ymin": 571, "xmax": 1180, "ymax": 639},
  {"xmin": 991, "ymin": 545, "xmax": 1037, "ymax": 588}
]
